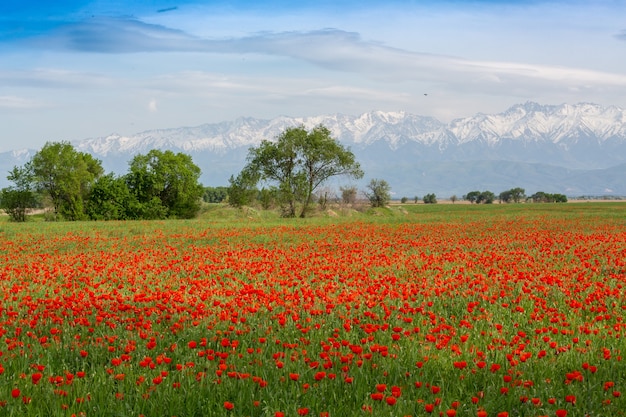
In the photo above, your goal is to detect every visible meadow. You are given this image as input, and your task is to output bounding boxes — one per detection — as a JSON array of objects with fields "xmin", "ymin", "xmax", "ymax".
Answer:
[{"xmin": 0, "ymin": 203, "xmax": 625, "ymax": 417}]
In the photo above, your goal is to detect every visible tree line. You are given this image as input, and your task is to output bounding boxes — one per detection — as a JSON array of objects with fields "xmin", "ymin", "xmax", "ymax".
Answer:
[
  {"xmin": 1, "ymin": 125, "xmax": 568, "ymax": 222},
  {"xmin": 464, "ymin": 188, "xmax": 567, "ymax": 204},
  {"xmin": 1, "ymin": 142, "xmax": 204, "ymax": 221},
  {"xmin": 1, "ymin": 125, "xmax": 368, "ymax": 221}
]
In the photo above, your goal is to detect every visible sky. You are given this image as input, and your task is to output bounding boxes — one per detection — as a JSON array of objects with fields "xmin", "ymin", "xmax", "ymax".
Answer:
[{"xmin": 1, "ymin": 0, "xmax": 626, "ymax": 152}]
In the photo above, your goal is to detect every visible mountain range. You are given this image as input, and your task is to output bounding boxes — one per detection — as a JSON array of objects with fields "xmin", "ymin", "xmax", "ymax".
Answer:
[{"xmin": 2, "ymin": 101, "xmax": 626, "ymax": 197}]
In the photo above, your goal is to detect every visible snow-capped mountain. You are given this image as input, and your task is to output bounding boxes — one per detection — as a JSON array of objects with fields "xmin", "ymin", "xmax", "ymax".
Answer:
[
  {"xmin": 73, "ymin": 101, "xmax": 625, "ymax": 150},
  {"xmin": 76, "ymin": 110, "xmax": 445, "ymax": 155},
  {"xmin": 2, "ymin": 102, "xmax": 626, "ymax": 196},
  {"xmin": 448, "ymin": 102, "xmax": 626, "ymax": 145}
]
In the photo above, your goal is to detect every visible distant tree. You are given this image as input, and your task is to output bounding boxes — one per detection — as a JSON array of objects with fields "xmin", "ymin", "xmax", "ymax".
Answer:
[
  {"xmin": 400, "ymin": 196, "xmax": 408, "ymax": 204},
  {"xmin": 414, "ymin": 196, "xmax": 419, "ymax": 204},
  {"xmin": 423, "ymin": 193, "xmax": 437, "ymax": 204},
  {"xmin": 0, "ymin": 164, "xmax": 37, "ymax": 222},
  {"xmin": 500, "ymin": 187, "xmax": 526, "ymax": 203},
  {"xmin": 125, "ymin": 150, "xmax": 203, "ymax": 219},
  {"xmin": 478, "ymin": 191, "xmax": 496, "ymax": 204},
  {"xmin": 499, "ymin": 190, "xmax": 512, "ymax": 204},
  {"xmin": 450, "ymin": 194, "xmax": 458, "ymax": 204},
  {"xmin": 464, "ymin": 191, "xmax": 481, "ymax": 204},
  {"xmin": 237, "ymin": 125, "xmax": 363, "ymax": 217},
  {"xmin": 340, "ymin": 186, "xmax": 358, "ymax": 205},
  {"xmin": 530, "ymin": 191, "xmax": 548, "ymax": 203},
  {"xmin": 509, "ymin": 187, "xmax": 526, "ymax": 203},
  {"xmin": 530, "ymin": 191, "xmax": 567, "ymax": 203},
  {"xmin": 30, "ymin": 141, "xmax": 103, "ymax": 220},
  {"xmin": 364, "ymin": 179, "xmax": 391, "ymax": 208},
  {"xmin": 203, "ymin": 186, "xmax": 229, "ymax": 203}
]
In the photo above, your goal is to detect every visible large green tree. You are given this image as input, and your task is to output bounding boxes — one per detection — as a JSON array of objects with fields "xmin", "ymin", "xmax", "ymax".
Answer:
[
  {"xmin": 125, "ymin": 150, "xmax": 204, "ymax": 219},
  {"xmin": 30, "ymin": 141, "xmax": 103, "ymax": 220},
  {"xmin": 238, "ymin": 125, "xmax": 363, "ymax": 217},
  {"xmin": 86, "ymin": 173, "xmax": 134, "ymax": 220}
]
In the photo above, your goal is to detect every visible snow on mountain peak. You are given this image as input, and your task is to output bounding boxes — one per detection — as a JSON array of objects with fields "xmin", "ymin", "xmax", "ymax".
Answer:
[
  {"xmin": 446, "ymin": 102, "xmax": 626, "ymax": 145},
  {"xmin": 72, "ymin": 102, "xmax": 626, "ymax": 158}
]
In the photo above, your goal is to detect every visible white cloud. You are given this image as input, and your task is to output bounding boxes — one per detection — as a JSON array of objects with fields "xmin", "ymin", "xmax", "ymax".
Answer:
[{"xmin": 0, "ymin": 95, "xmax": 44, "ymax": 109}]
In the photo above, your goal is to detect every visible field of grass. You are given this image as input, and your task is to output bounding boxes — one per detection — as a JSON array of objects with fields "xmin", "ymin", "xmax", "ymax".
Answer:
[{"xmin": 0, "ymin": 203, "xmax": 625, "ymax": 416}]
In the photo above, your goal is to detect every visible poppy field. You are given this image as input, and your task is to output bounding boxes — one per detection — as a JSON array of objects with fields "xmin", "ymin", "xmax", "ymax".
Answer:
[{"xmin": 0, "ymin": 203, "xmax": 625, "ymax": 417}]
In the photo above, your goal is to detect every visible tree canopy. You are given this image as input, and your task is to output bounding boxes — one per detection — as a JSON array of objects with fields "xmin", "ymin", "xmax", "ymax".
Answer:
[
  {"xmin": 364, "ymin": 179, "xmax": 391, "ymax": 208},
  {"xmin": 126, "ymin": 150, "xmax": 204, "ymax": 219},
  {"xmin": 1, "ymin": 143, "xmax": 205, "ymax": 221},
  {"xmin": 233, "ymin": 125, "xmax": 363, "ymax": 217},
  {"xmin": 30, "ymin": 141, "xmax": 104, "ymax": 220},
  {"xmin": 0, "ymin": 164, "xmax": 37, "ymax": 222}
]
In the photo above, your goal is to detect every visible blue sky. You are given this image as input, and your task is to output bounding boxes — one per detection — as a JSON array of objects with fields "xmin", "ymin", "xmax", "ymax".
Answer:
[{"xmin": 1, "ymin": 0, "xmax": 625, "ymax": 152}]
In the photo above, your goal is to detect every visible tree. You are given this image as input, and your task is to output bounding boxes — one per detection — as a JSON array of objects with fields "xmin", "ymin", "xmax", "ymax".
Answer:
[
  {"xmin": 530, "ymin": 192, "xmax": 567, "ymax": 203},
  {"xmin": 500, "ymin": 187, "xmax": 525, "ymax": 203},
  {"xmin": 227, "ymin": 171, "xmax": 259, "ymax": 208},
  {"xmin": 125, "ymin": 150, "xmax": 203, "ymax": 219},
  {"xmin": 364, "ymin": 179, "xmax": 391, "ymax": 207},
  {"xmin": 86, "ymin": 173, "xmax": 134, "ymax": 220},
  {"xmin": 465, "ymin": 190, "xmax": 495, "ymax": 204},
  {"xmin": 30, "ymin": 141, "xmax": 103, "ymax": 220},
  {"xmin": 203, "ymin": 186, "xmax": 229, "ymax": 203},
  {"xmin": 423, "ymin": 193, "xmax": 437, "ymax": 204},
  {"xmin": 450, "ymin": 195, "xmax": 458, "ymax": 204},
  {"xmin": 464, "ymin": 191, "xmax": 481, "ymax": 204},
  {"xmin": 530, "ymin": 191, "xmax": 548, "ymax": 203},
  {"xmin": 239, "ymin": 125, "xmax": 363, "ymax": 217},
  {"xmin": 478, "ymin": 191, "xmax": 495, "ymax": 204},
  {"xmin": 0, "ymin": 164, "xmax": 37, "ymax": 222},
  {"xmin": 509, "ymin": 187, "xmax": 526, "ymax": 203}
]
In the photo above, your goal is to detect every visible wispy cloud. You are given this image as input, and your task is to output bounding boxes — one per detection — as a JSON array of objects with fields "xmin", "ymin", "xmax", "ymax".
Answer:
[
  {"xmin": 0, "ymin": 95, "xmax": 44, "ymax": 109},
  {"xmin": 616, "ymin": 30, "xmax": 626, "ymax": 41},
  {"xmin": 25, "ymin": 18, "xmax": 200, "ymax": 53},
  {"xmin": 20, "ymin": 17, "xmax": 626, "ymax": 94},
  {"xmin": 0, "ymin": 68, "xmax": 115, "ymax": 89}
]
